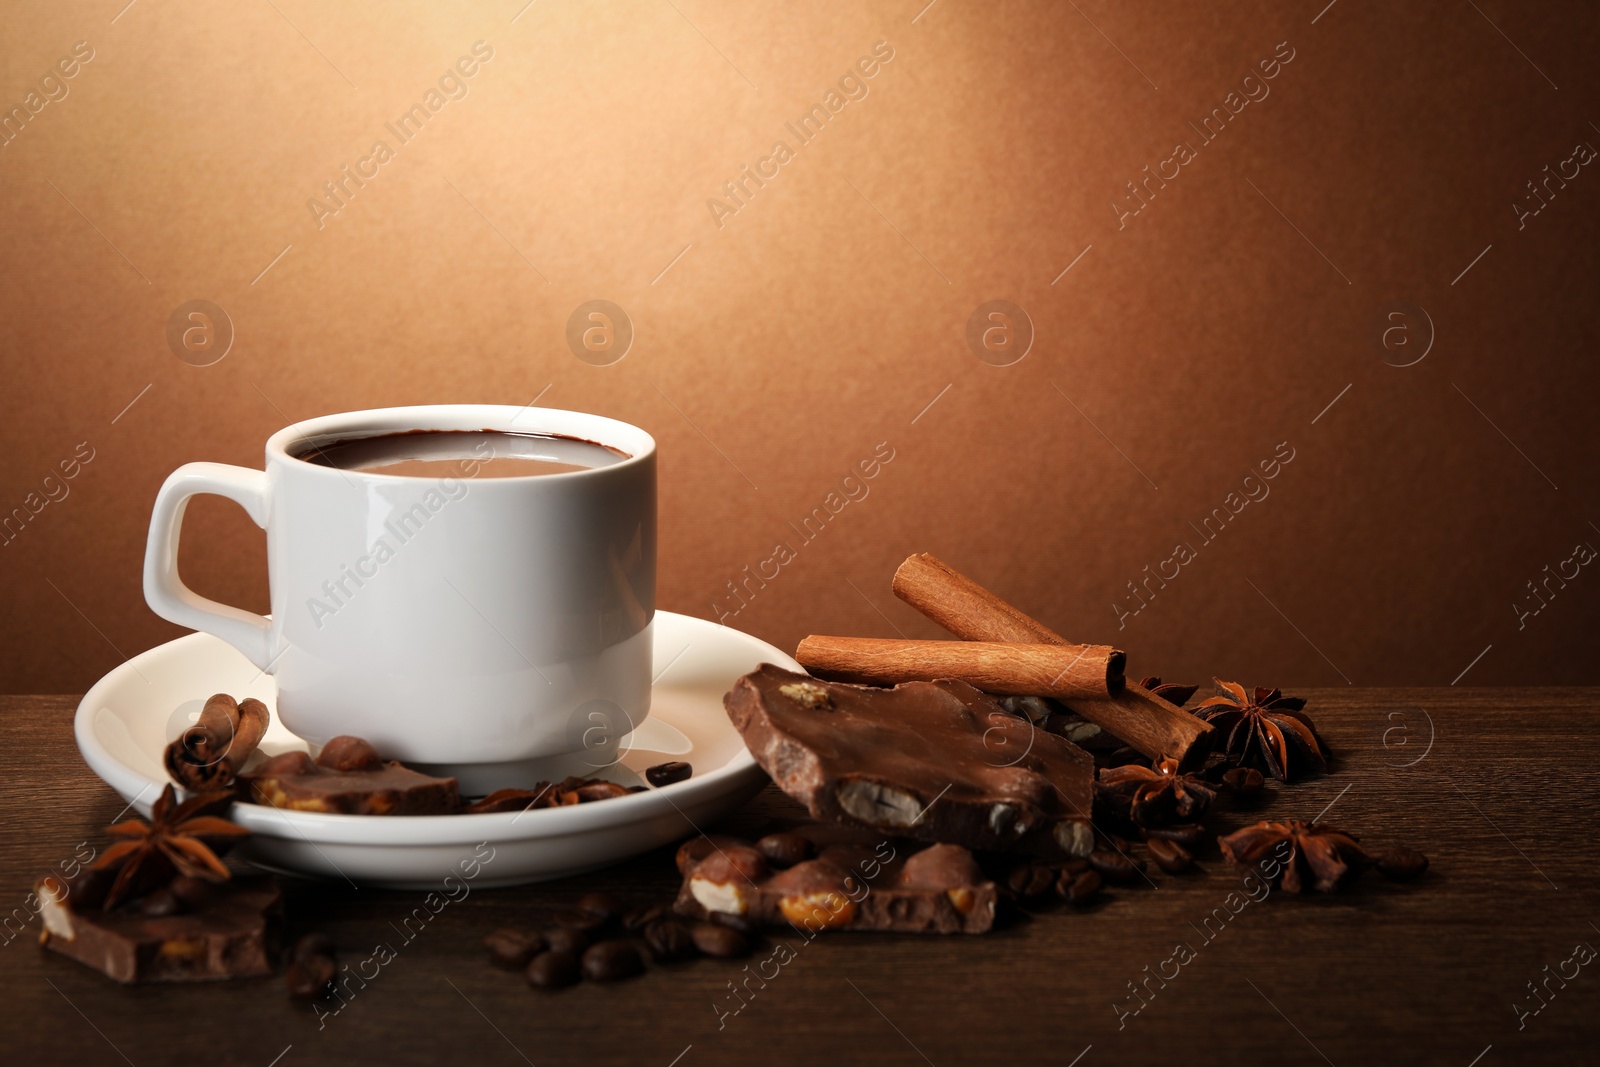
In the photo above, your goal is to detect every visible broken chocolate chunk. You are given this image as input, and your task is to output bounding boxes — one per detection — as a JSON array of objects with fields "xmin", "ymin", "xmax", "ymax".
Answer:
[
  {"xmin": 673, "ymin": 823, "xmax": 997, "ymax": 935},
  {"xmin": 37, "ymin": 870, "xmax": 283, "ymax": 984},
  {"xmin": 238, "ymin": 746, "xmax": 459, "ymax": 815},
  {"xmin": 725, "ymin": 665, "xmax": 1094, "ymax": 861}
]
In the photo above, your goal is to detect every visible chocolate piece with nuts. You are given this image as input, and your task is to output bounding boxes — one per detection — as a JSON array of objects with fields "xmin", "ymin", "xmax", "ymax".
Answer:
[
  {"xmin": 672, "ymin": 825, "xmax": 997, "ymax": 935},
  {"xmin": 725, "ymin": 665, "xmax": 1094, "ymax": 861},
  {"xmin": 238, "ymin": 740, "xmax": 459, "ymax": 815},
  {"xmin": 37, "ymin": 866, "xmax": 283, "ymax": 984}
]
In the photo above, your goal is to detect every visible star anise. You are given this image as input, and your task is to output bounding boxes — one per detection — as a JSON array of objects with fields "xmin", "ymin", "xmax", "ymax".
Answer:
[
  {"xmin": 1191, "ymin": 679, "xmax": 1329, "ymax": 781},
  {"xmin": 1218, "ymin": 819, "xmax": 1372, "ymax": 893},
  {"xmin": 1138, "ymin": 676, "xmax": 1198, "ymax": 707},
  {"xmin": 93, "ymin": 785, "xmax": 249, "ymax": 910},
  {"xmin": 1098, "ymin": 756, "xmax": 1215, "ymax": 827}
]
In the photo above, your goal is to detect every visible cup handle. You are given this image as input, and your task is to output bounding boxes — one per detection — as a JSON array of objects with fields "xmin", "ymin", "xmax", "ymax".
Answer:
[{"xmin": 142, "ymin": 462, "xmax": 274, "ymax": 670}]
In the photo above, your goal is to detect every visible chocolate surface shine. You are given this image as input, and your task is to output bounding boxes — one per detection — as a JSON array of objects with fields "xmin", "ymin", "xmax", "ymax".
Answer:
[{"xmin": 726, "ymin": 665, "xmax": 1094, "ymax": 860}]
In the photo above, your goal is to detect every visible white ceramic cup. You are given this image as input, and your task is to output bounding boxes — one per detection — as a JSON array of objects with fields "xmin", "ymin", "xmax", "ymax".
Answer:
[{"xmin": 142, "ymin": 405, "xmax": 656, "ymax": 777}]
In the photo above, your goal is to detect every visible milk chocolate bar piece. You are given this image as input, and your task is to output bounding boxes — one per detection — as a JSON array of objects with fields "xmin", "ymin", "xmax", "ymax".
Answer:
[
  {"xmin": 239, "ymin": 746, "xmax": 459, "ymax": 815},
  {"xmin": 673, "ymin": 828, "xmax": 997, "ymax": 934},
  {"xmin": 37, "ymin": 870, "xmax": 283, "ymax": 984},
  {"xmin": 725, "ymin": 665, "xmax": 1095, "ymax": 861}
]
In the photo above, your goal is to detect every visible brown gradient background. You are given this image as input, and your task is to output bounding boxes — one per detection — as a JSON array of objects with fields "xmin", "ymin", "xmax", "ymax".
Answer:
[{"xmin": 1, "ymin": 0, "xmax": 1596, "ymax": 695}]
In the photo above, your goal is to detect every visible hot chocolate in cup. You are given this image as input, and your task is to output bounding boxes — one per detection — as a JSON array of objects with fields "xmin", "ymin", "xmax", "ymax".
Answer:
[{"xmin": 143, "ymin": 405, "xmax": 656, "ymax": 790}]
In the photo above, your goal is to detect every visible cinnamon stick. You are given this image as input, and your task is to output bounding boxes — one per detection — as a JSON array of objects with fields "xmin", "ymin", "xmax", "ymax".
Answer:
[
  {"xmin": 795, "ymin": 636, "xmax": 1123, "ymax": 700},
  {"xmin": 891, "ymin": 553, "xmax": 1212, "ymax": 768},
  {"xmin": 163, "ymin": 693, "xmax": 271, "ymax": 791}
]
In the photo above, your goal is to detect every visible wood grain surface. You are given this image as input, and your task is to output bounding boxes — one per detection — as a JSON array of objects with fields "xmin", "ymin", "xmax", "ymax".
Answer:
[{"xmin": 2, "ymin": 689, "xmax": 1597, "ymax": 1065}]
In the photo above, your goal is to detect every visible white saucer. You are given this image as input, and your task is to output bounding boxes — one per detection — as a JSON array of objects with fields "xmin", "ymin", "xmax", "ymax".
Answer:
[{"xmin": 74, "ymin": 612, "xmax": 794, "ymax": 888}]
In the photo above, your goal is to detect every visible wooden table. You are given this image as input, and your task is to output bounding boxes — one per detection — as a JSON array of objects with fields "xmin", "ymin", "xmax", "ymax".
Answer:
[{"xmin": 2, "ymin": 689, "xmax": 1596, "ymax": 1065}]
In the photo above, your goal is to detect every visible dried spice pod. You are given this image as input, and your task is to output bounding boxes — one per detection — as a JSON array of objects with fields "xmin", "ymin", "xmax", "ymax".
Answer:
[
  {"xmin": 1098, "ymin": 756, "xmax": 1216, "ymax": 828},
  {"xmin": 1191, "ymin": 681, "xmax": 1330, "ymax": 782},
  {"xmin": 1218, "ymin": 819, "xmax": 1380, "ymax": 894},
  {"xmin": 94, "ymin": 785, "xmax": 248, "ymax": 911}
]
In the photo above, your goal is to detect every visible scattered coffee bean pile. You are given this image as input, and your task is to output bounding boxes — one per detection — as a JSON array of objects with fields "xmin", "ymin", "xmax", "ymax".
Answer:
[{"xmin": 487, "ymin": 889, "xmax": 754, "ymax": 989}]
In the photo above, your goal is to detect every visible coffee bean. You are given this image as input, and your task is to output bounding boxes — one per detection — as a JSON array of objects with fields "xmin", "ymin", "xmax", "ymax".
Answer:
[
  {"xmin": 526, "ymin": 950, "xmax": 580, "ymax": 989},
  {"xmin": 484, "ymin": 928, "xmax": 545, "ymax": 968},
  {"xmin": 285, "ymin": 955, "xmax": 336, "ymax": 1000},
  {"xmin": 552, "ymin": 909, "xmax": 608, "ymax": 935},
  {"xmin": 1376, "ymin": 847, "xmax": 1429, "ymax": 882},
  {"xmin": 1087, "ymin": 848, "xmax": 1143, "ymax": 883},
  {"xmin": 292, "ymin": 932, "xmax": 336, "ymax": 964},
  {"xmin": 1146, "ymin": 837, "xmax": 1193, "ymax": 874},
  {"xmin": 1145, "ymin": 824, "xmax": 1208, "ymax": 851},
  {"xmin": 1058, "ymin": 868, "xmax": 1102, "ymax": 904},
  {"xmin": 646, "ymin": 761, "xmax": 692, "ymax": 788},
  {"xmin": 167, "ymin": 876, "xmax": 213, "ymax": 909},
  {"xmin": 543, "ymin": 926, "xmax": 590, "ymax": 956},
  {"xmin": 582, "ymin": 940, "xmax": 644, "ymax": 982},
  {"xmin": 623, "ymin": 904, "xmax": 667, "ymax": 931},
  {"xmin": 755, "ymin": 832, "xmax": 813, "ymax": 867},
  {"xmin": 643, "ymin": 918, "xmax": 698, "ymax": 962},
  {"xmin": 576, "ymin": 892, "xmax": 622, "ymax": 922},
  {"xmin": 691, "ymin": 922, "xmax": 748, "ymax": 958},
  {"xmin": 1007, "ymin": 862, "xmax": 1056, "ymax": 900}
]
